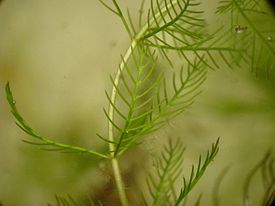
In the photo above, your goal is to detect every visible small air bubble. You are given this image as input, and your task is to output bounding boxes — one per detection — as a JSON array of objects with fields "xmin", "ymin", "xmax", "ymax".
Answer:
[
  {"xmin": 235, "ymin": 25, "xmax": 247, "ymax": 34},
  {"xmin": 267, "ymin": 36, "xmax": 272, "ymax": 41},
  {"xmin": 12, "ymin": 100, "xmax": 16, "ymax": 104}
]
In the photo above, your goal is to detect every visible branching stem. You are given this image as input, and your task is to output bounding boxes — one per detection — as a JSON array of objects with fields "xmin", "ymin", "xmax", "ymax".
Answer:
[
  {"xmin": 107, "ymin": 26, "xmax": 148, "ymax": 206},
  {"xmin": 107, "ymin": 1, "xmax": 183, "ymax": 205},
  {"xmin": 108, "ymin": 42, "xmax": 136, "ymax": 206}
]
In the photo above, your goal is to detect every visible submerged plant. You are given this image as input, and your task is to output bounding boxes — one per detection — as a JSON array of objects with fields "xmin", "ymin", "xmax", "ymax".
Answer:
[
  {"xmin": 217, "ymin": 0, "xmax": 275, "ymax": 77},
  {"xmin": 4, "ymin": 0, "xmax": 275, "ymax": 205},
  {"xmin": 243, "ymin": 153, "xmax": 275, "ymax": 206}
]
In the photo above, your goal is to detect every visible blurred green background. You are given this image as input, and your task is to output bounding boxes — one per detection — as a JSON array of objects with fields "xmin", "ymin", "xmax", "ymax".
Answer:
[{"xmin": 0, "ymin": 0, "xmax": 274, "ymax": 205}]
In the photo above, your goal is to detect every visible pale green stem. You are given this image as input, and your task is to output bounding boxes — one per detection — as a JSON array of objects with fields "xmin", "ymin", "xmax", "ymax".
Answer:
[
  {"xmin": 108, "ymin": 42, "xmax": 137, "ymax": 206},
  {"xmin": 107, "ymin": 1, "xmax": 179, "ymax": 205},
  {"xmin": 108, "ymin": 30, "xmax": 147, "ymax": 206}
]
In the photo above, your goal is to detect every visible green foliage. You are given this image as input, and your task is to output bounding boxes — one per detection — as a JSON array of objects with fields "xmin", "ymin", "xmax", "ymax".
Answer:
[
  {"xmin": 138, "ymin": 0, "xmax": 244, "ymax": 70},
  {"xmin": 5, "ymin": 82, "xmax": 108, "ymax": 159},
  {"xmin": 96, "ymin": 0, "xmax": 241, "ymax": 159},
  {"xmin": 4, "ymin": 0, "xmax": 275, "ymax": 205},
  {"xmin": 5, "ymin": 0, "xmax": 244, "ymax": 159},
  {"xmin": 48, "ymin": 195, "xmax": 80, "ymax": 206},
  {"xmin": 217, "ymin": 0, "xmax": 275, "ymax": 77},
  {"xmin": 99, "ymin": 46, "xmax": 163, "ymax": 156},
  {"xmin": 212, "ymin": 166, "xmax": 231, "ymax": 206},
  {"xmin": 144, "ymin": 138, "xmax": 219, "ymax": 206},
  {"xmin": 144, "ymin": 139, "xmax": 186, "ymax": 206},
  {"xmin": 48, "ymin": 195, "xmax": 102, "ymax": 206},
  {"xmin": 243, "ymin": 152, "xmax": 275, "ymax": 206},
  {"xmin": 99, "ymin": 46, "xmax": 207, "ymax": 157},
  {"xmin": 174, "ymin": 138, "xmax": 219, "ymax": 205}
]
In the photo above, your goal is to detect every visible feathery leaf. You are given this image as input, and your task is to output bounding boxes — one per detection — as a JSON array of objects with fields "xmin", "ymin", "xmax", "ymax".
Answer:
[
  {"xmin": 5, "ymin": 82, "xmax": 109, "ymax": 159},
  {"xmin": 101, "ymin": 46, "xmax": 162, "ymax": 156},
  {"xmin": 137, "ymin": 0, "xmax": 245, "ymax": 70},
  {"xmin": 243, "ymin": 152, "xmax": 275, "ymax": 206},
  {"xmin": 145, "ymin": 138, "xmax": 186, "ymax": 206},
  {"xmin": 103, "ymin": 50, "xmax": 208, "ymax": 157},
  {"xmin": 145, "ymin": 138, "xmax": 219, "ymax": 206},
  {"xmin": 217, "ymin": 0, "xmax": 275, "ymax": 77},
  {"xmin": 212, "ymin": 166, "xmax": 231, "ymax": 206},
  {"xmin": 174, "ymin": 138, "xmax": 220, "ymax": 206}
]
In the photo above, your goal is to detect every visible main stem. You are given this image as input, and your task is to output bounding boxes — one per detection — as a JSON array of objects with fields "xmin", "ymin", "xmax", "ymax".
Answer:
[
  {"xmin": 108, "ymin": 42, "xmax": 136, "ymax": 206},
  {"xmin": 107, "ymin": 26, "xmax": 148, "ymax": 206},
  {"xmin": 107, "ymin": 1, "xmax": 176, "ymax": 204}
]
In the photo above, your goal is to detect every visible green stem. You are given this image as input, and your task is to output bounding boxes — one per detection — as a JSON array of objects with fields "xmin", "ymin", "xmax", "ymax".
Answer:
[
  {"xmin": 110, "ymin": 157, "xmax": 128, "ymax": 206},
  {"xmin": 107, "ymin": 24, "xmax": 148, "ymax": 206},
  {"xmin": 107, "ymin": 1, "xmax": 180, "ymax": 204},
  {"xmin": 108, "ymin": 43, "xmax": 136, "ymax": 206}
]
